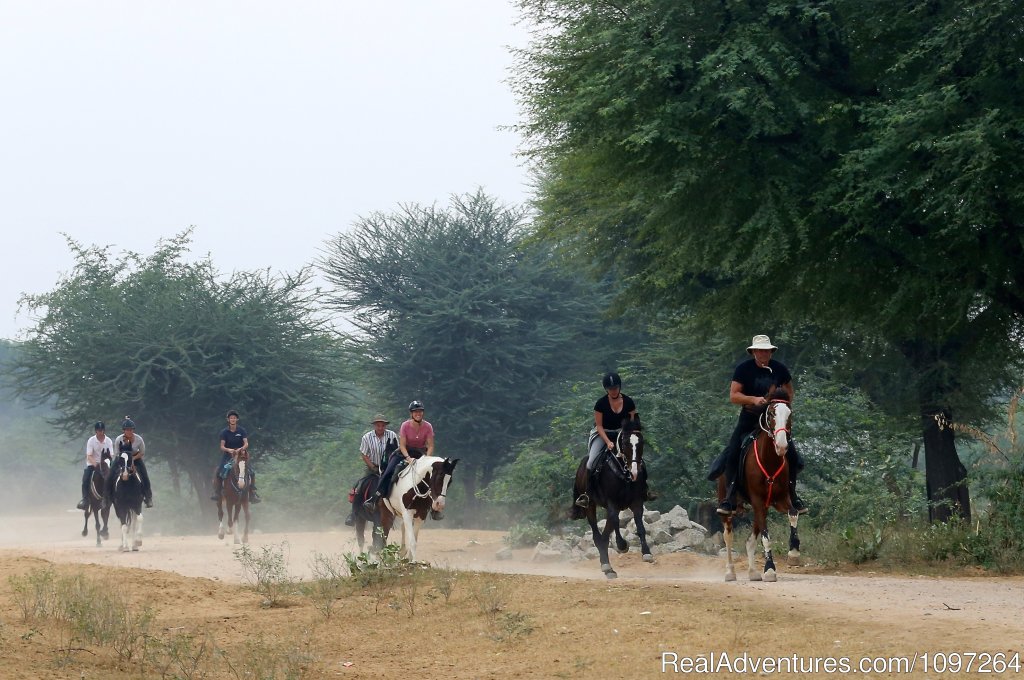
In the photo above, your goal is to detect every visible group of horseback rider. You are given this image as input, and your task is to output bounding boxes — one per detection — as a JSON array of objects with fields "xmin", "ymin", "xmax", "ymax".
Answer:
[
  {"xmin": 573, "ymin": 333, "xmax": 807, "ymax": 516},
  {"xmin": 344, "ymin": 400, "xmax": 435, "ymax": 524},
  {"xmin": 77, "ymin": 410, "xmax": 262, "ymax": 512},
  {"xmin": 77, "ymin": 417, "xmax": 152, "ymax": 510}
]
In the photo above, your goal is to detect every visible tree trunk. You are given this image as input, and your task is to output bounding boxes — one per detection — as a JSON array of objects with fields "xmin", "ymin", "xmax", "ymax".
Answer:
[{"xmin": 920, "ymin": 409, "xmax": 971, "ymax": 523}]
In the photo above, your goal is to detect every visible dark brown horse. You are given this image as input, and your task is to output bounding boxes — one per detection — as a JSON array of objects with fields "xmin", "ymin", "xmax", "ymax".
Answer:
[
  {"xmin": 217, "ymin": 448, "xmax": 252, "ymax": 545},
  {"xmin": 350, "ymin": 473, "xmax": 384, "ymax": 552},
  {"xmin": 716, "ymin": 392, "xmax": 801, "ymax": 581},
  {"xmin": 82, "ymin": 451, "xmax": 112, "ymax": 546},
  {"xmin": 377, "ymin": 456, "xmax": 459, "ymax": 562},
  {"xmin": 570, "ymin": 415, "xmax": 651, "ymax": 578}
]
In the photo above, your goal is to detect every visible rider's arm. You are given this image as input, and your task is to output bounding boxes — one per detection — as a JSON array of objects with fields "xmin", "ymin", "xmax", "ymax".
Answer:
[
  {"xmin": 399, "ymin": 433, "xmax": 412, "ymax": 460},
  {"xmin": 240, "ymin": 436, "xmax": 249, "ymax": 452},
  {"xmin": 595, "ymin": 410, "xmax": 614, "ymax": 450},
  {"xmin": 425, "ymin": 433, "xmax": 434, "ymax": 457},
  {"xmin": 361, "ymin": 453, "xmax": 376, "ymax": 470},
  {"xmin": 220, "ymin": 437, "xmax": 232, "ymax": 454},
  {"xmin": 133, "ymin": 436, "xmax": 146, "ymax": 459},
  {"xmin": 731, "ymin": 380, "xmax": 766, "ymax": 408}
]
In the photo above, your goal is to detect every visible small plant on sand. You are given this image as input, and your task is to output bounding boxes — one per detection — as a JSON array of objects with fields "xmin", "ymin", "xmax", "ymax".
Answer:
[
  {"xmin": 304, "ymin": 552, "xmax": 349, "ymax": 619},
  {"xmin": 234, "ymin": 542, "xmax": 295, "ymax": 608}
]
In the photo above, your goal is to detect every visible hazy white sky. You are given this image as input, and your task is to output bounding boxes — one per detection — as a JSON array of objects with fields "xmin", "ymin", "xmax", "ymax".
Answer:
[{"xmin": 0, "ymin": 1, "xmax": 533, "ymax": 340}]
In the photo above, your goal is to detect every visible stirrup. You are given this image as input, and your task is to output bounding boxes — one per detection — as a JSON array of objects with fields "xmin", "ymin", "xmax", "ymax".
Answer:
[
  {"xmin": 77, "ymin": 499, "xmax": 88, "ymax": 510},
  {"xmin": 574, "ymin": 493, "xmax": 590, "ymax": 508},
  {"xmin": 716, "ymin": 501, "xmax": 735, "ymax": 516}
]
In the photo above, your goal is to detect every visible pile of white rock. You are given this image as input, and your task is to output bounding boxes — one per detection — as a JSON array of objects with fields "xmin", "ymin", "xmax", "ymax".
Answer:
[{"xmin": 520, "ymin": 505, "xmax": 724, "ymax": 563}]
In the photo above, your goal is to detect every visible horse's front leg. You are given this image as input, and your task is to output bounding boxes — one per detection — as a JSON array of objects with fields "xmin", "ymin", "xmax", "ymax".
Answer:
[
  {"xmin": 217, "ymin": 497, "xmax": 226, "ymax": 540},
  {"xmin": 354, "ymin": 516, "xmax": 366, "ymax": 551},
  {"xmin": 761, "ymin": 526, "xmax": 777, "ymax": 582},
  {"xmin": 232, "ymin": 503, "xmax": 242, "ymax": 545},
  {"xmin": 100, "ymin": 505, "xmax": 110, "ymax": 539},
  {"xmin": 600, "ymin": 504, "xmax": 621, "ymax": 578},
  {"xmin": 240, "ymin": 501, "xmax": 250, "ymax": 545},
  {"xmin": 401, "ymin": 510, "xmax": 416, "ymax": 561},
  {"xmin": 787, "ymin": 511, "xmax": 802, "ymax": 565},
  {"xmin": 630, "ymin": 500, "xmax": 654, "ymax": 562},
  {"xmin": 722, "ymin": 515, "xmax": 736, "ymax": 582},
  {"xmin": 82, "ymin": 509, "xmax": 90, "ymax": 537},
  {"xmin": 93, "ymin": 509, "xmax": 103, "ymax": 547},
  {"xmin": 133, "ymin": 510, "xmax": 144, "ymax": 551}
]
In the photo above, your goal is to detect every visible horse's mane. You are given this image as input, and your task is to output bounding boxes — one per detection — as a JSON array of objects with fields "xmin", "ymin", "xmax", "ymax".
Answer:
[{"xmin": 770, "ymin": 388, "xmax": 790, "ymax": 403}]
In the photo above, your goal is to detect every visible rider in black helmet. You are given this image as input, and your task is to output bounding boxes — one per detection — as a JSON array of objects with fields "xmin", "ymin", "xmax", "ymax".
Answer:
[
  {"xmin": 363, "ymin": 400, "xmax": 435, "ymax": 511},
  {"xmin": 104, "ymin": 416, "xmax": 153, "ymax": 508},
  {"xmin": 575, "ymin": 372, "xmax": 638, "ymax": 508}
]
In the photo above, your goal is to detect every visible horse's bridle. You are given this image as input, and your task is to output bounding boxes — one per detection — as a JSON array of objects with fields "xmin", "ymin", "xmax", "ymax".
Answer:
[{"xmin": 753, "ymin": 399, "xmax": 791, "ymax": 507}]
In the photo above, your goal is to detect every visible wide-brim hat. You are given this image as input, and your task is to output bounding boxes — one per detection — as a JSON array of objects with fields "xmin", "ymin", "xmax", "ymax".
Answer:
[
  {"xmin": 370, "ymin": 414, "xmax": 390, "ymax": 424},
  {"xmin": 747, "ymin": 334, "xmax": 778, "ymax": 353}
]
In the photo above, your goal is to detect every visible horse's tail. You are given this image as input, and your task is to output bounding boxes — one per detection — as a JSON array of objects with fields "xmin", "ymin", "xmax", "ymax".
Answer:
[{"xmin": 569, "ymin": 457, "xmax": 588, "ymax": 519}]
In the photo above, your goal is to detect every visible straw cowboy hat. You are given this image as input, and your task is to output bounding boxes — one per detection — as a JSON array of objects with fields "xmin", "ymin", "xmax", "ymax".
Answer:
[
  {"xmin": 370, "ymin": 414, "xmax": 390, "ymax": 424},
  {"xmin": 746, "ymin": 334, "xmax": 778, "ymax": 353}
]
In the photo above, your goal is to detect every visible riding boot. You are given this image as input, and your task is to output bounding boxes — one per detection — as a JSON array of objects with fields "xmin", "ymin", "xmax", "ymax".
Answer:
[
  {"xmin": 363, "ymin": 490, "xmax": 381, "ymax": 511},
  {"xmin": 788, "ymin": 477, "xmax": 808, "ymax": 515},
  {"xmin": 574, "ymin": 468, "xmax": 593, "ymax": 508},
  {"xmin": 210, "ymin": 477, "xmax": 223, "ymax": 502},
  {"xmin": 248, "ymin": 482, "xmax": 262, "ymax": 504},
  {"xmin": 717, "ymin": 476, "xmax": 739, "ymax": 516},
  {"xmin": 344, "ymin": 512, "xmax": 355, "ymax": 526},
  {"xmin": 78, "ymin": 467, "xmax": 92, "ymax": 509}
]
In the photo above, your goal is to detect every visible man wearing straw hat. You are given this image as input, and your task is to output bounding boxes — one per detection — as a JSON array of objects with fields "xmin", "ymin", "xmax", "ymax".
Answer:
[
  {"xmin": 713, "ymin": 334, "xmax": 807, "ymax": 516},
  {"xmin": 344, "ymin": 413, "xmax": 399, "ymax": 526}
]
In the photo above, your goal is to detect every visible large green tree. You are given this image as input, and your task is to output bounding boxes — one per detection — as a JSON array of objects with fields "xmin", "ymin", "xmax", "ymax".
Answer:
[
  {"xmin": 514, "ymin": 0, "xmax": 1024, "ymax": 521},
  {"xmin": 320, "ymin": 190, "xmax": 628, "ymax": 506},
  {"xmin": 13, "ymin": 231, "xmax": 345, "ymax": 504}
]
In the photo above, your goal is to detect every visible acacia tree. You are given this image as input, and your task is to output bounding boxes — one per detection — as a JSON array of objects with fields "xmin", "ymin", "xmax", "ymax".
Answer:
[
  {"xmin": 514, "ymin": 0, "xmax": 1024, "ymax": 521},
  {"xmin": 13, "ymin": 231, "xmax": 345, "ymax": 503},
  {"xmin": 320, "ymin": 190, "xmax": 623, "ymax": 507}
]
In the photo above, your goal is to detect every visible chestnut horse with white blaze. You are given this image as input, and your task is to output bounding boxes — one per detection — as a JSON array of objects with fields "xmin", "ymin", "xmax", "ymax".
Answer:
[
  {"xmin": 716, "ymin": 391, "xmax": 801, "ymax": 582},
  {"xmin": 378, "ymin": 456, "xmax": 459, "ymax": 562},
  {"xmin": 217, "ymin": 448, "xmax": 252, "ymax": 544}
]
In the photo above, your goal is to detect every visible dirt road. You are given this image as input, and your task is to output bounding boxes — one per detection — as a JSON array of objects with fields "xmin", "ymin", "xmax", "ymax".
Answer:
[{"xmin": 1, "ymin": 510, "xmax": 1021, "ymax": 678}]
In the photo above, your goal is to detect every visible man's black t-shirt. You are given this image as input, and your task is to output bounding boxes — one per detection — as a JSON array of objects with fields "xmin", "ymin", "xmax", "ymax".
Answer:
[
  {"xmin": 220, "ymin": 426, "xmax": 248, "ymax": 451},
  {"xmin": 732, "ymin": 358, "xmax": 792, "ymax": 408},
  {"xmin": 594, "ymin": 394, "xmax": 637, "ymax": 431}
]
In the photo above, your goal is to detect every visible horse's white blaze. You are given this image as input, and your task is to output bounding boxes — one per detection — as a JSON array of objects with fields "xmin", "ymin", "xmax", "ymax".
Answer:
[
  {"xmin": 628, "ymin": 433, "xmax": 641, "ymax": 480},
  {"xmin": 237, "ymin": 460, "xmax": 246, "ymax": 489},
  {"xmin": 434, "ymin": 473, "xmax": 452, "ymax": 512},
  {"xmin": 773, "ymin": 403, "xmax": 790, "ymax": 453},
  {"xmin": 630, "ymin": 462, "xmax": 638, "ymax": 481}
]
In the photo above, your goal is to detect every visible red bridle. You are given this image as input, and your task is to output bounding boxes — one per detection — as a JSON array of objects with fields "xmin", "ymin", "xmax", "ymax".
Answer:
[{"xmin": 753, "ymin": 400, "xmax": 791, "ymax": 508}]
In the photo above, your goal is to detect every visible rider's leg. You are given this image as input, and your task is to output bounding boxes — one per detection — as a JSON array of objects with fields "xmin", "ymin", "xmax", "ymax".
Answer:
[
  {"xmin": 135, "ymin": 459, "xmax": 153, "ymax": 507},
  {"xmin": 575, "ymin": 433, "xmax": 607, "ymax": 507},
  {"xmin": 77, "ymin": 466, "xmax": 93, "ymax": 510},
  {"xmin": 248, "ymin": 468, "xmax": 261, "ymax": 503},
  {"xmin": 786, "ymin": 441, "xmax": 808, "ymax": 514},
  {"xmin": 210, "ymin": 454, "xmax": 230, "ymax": 501},
  {"xmin": 365, "ymin": 456, "xmax": 400, "ymax": 509},
  {"xmin": 717, "ymin": 424, "xmax": 746, "ymax": 515}
]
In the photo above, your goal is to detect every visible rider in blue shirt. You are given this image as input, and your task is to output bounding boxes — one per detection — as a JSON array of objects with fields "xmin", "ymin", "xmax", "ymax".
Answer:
[{"xmin": 211, "ymin": 410, "xmax": 261, "ymax": 503}]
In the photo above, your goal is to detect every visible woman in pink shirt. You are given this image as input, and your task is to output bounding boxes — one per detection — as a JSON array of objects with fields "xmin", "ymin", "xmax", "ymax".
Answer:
[{"xmin": 364, "ymin": 400, "xmax": 435, "ymax": 509}]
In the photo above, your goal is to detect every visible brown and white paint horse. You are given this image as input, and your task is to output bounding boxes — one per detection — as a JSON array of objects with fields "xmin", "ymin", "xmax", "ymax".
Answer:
[
  {"xmin": 717, "ymin": 392, "xmax": 801, "ymax": 582},
  {"xmin": 379, "ymin": 456, "xmax": 459, "ymax": 562}
]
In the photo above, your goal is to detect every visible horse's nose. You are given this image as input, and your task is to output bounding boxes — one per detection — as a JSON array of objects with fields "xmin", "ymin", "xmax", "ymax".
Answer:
[{"xmin": 432, "ymin": 497, "xmax": 446, "ymax": 512}]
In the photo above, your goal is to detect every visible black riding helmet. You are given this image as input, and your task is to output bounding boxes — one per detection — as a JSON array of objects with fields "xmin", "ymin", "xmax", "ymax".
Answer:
[
  {"xmin": 94, "ymin": 421, "xmax": 105, "ymax": 431},
  {"xmin": 121, "ymin": 416, "xmax": 136, "ymax": 429},
  {"xmin": 408, "ymin": 400, "xmax": 425, "ymax": 412},
  {"xmin": 602, "ymin": 372, "xmax": 622, "ymax": 389}
]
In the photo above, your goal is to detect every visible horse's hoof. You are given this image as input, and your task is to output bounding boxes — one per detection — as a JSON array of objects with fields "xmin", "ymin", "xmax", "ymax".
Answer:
[
  {"xmin": 605, "ymin": 570, "xmax": 618, "ymax": 579},
  {"xmin": 81, "ymin": 530, "xmax": 88, "ymax": 537},
  {"xmin": 725, "ymin": 572, "xmax": 737, "ymax": 582},
  {"xmin": 763, "ymin": 569, "xmax": 777, "ymax": 582},
  {"xmin": 121, "ymin": 546, "xmax": 130, "ymax": 552},
  {"xmin": 100, "ymin": 531, "xmax": 109, "ymax": 539},
  {"xmin": 134, "ymin": 540, "xmax": 142, "ymax": 548},
  {"xmin": 234, "ymin": 536, "xmax": 241, "ymax": 545},
  {"xmin": 600, "ymin": 563, "xmax": 613, "ymax": 573},
  {"xmin": 132, "ymin": 546, "xmax": 139, "ymax": 552},
  {"xmin": 218, "ymin": 531, "xmax": 225, "ymax": 540},
  {"xmin": 749, "ymin": 572, "xmax": 762, "ymax": 581},
  {"xmin": 642, "ymin": 553, "xmax": 654, "ymax": 563},
  {"xmin": 613, "ymin": 544, "xmax": 628, "ymax": 554}
]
